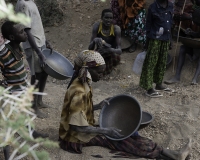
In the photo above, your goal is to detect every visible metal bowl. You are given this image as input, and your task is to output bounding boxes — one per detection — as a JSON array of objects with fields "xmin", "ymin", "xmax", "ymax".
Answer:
[
  {"xmin": 42, "ymin": 49, "xmax": 74, "ymax": 80},
  {"xmin": 178, "ymin": 36, "xmax": 200, "ymax": 49},
  {"xmin": 138, "ymin": 111, "xmax": 154, "ymax": 130},
  {"xmin": 99, "ymin": 94, "xmax": 142, "ymax": 141}
]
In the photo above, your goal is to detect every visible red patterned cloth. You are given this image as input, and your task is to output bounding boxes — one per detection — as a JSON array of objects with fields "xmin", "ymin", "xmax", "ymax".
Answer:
[{"xmin": 59, "ymin": 135, "xmax": 163, "ymax": 159}]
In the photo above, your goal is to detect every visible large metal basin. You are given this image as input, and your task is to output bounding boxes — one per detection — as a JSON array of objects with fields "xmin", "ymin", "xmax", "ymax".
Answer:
[
  {"xmin": 99, "ymin": 94, "xmax": 142, "ymax": 141},
  {"xmin": 42, "ymin": 49, "xmax": 74, "ymax": 80}
]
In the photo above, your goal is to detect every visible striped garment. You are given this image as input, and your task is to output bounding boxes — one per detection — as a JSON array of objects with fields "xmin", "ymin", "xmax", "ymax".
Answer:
[{"xmin": 0, "ymin": 44, "xmax": 27, "ymax": 92}]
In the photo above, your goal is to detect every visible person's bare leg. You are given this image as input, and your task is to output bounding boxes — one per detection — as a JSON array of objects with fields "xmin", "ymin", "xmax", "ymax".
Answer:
[
  {"xmin": 164, "ymin": 45, "xmax": 189, "ymax": 84},
  {"xmin": 3, "ymin": 146, "xmax": 9, "ymax": 160},
  {"xmin": 36, "ymin": 72, "xmax": 51, "ymax": 108},
  {"xmin": 191, "ymin": 57, "xmax": 200, "ymax": 85},
  {"xmin": 31, "ymin": 75, "xmax": 48, "ymax": 119},
  {"xmin": 32, "ymin": 94, "xmax": 48, "ymax": 118},
  {"xmin": 162, "ymin": 138, "xmax": 192, "ymax": 160}
]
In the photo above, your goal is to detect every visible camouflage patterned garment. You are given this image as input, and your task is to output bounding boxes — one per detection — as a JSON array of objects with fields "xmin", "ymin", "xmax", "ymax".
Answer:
[
  {"xmin": 139, "ymin": 39, "xmax": 170, "ymax": 90},
  {"xmin": 59, "ymin": 78, "xmax": 97, "ymax": 143}
]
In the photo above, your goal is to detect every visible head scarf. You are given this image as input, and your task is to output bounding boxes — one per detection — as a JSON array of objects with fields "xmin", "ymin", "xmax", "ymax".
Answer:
[{"xmin": 73, "ymin": 50, "xmax": 105, "ymax": 85}]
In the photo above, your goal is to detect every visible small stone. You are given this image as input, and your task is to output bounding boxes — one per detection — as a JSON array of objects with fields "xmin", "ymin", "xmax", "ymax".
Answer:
[
  {"xmin": 53, "ymin": 79, "xmax": 56, "ymax": 83},
  {"xmin": 120, "ymin": 60, "xmax": 125, "ymax": 64},
  {"xmin": 88, "ymin": 16, "xmax": 90, "ymax": 19},
  {"xmin": 79, "ymin": 44, "xmax": 83, "ymax": 48}
]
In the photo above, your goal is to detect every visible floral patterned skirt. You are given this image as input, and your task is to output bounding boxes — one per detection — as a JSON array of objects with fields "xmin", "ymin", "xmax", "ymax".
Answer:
[
  {"xmin": 111, "ymin": 0, "xmax": 146, "ymax": 45},
  {"xmin": 125, "ymin": 9, "xmax": 146, "ymax": 45}
]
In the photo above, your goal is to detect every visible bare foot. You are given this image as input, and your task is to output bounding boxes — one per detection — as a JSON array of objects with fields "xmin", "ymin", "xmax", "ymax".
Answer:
[
  {"xmin": 191, "ymin": 79, "xmax": 198, "ymax": 85},
  {"xmin": 32, "ymin": 131, "xmax": 49, "ymax": 139},
  {"xmin": 164, "ymin": 76, "xmax": 180, "ymax": 85},
  {"xmin": 177, "ymin": 138, "xmax": 192, "ymax": 160},
  {"xmin": 37, "ymin": 102, "xmax": 52, "ymax": 109},
  {"xmin": 35, "ymin": 109, "xmax": 48, "ymax": 119}
]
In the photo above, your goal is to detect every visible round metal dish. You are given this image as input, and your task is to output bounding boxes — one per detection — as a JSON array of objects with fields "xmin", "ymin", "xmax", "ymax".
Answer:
[
  {"xmin": 42, "ymin": 49, "xmax": 74, "ymax": 80},
  {"xmin": 99, "ymin": 94, "xmax": 142, "ymax": 141},
  {"xmin": 139, "ymin": 111, "xmax": 154, "ymax": 130}
]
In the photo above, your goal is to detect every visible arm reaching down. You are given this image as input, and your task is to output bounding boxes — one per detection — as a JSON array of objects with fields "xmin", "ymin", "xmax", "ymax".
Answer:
[
  {"xmin": 88, "ymin": 23, "xmax": 102, "ymax": 50},
  {"xmin": 25, "ymin": 29, "xmax": 46, "ymax": 67},
  {"xmin": 70, "ymin": 125, "xmax": 124, "ymax": 139}
]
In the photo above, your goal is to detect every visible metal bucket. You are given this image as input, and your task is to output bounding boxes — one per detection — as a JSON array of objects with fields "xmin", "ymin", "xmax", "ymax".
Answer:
[
  {"xmin": 99, "ymin": 94, "xmax": 142, "ymax": 141},
  {"xmin": 42, "ymin": 49, "xmax": 74, "ymax": 80}
]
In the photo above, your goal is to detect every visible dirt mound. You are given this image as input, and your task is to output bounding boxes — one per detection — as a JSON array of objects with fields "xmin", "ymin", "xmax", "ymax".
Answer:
[{"xmin": 35, "ymin": 0, "xmax": 65, "ymax": 27}]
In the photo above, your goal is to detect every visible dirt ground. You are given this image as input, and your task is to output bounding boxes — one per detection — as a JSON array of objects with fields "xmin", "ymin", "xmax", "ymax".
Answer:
[{"xmin": 1, "ymin": 0, "xmax": 200, "ymax": 159}]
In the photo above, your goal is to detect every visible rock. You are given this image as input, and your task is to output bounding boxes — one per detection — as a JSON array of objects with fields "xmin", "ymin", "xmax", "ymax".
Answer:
[
  {"xmin": 120, "ymin": 60, "xmax": 125, "ymax": 64},
  {"xmin": 53, "ymin": 79, "xmax": 56, "ymax": 83},
  {"xmin": 79, "ymin": 44, "xmax": 83, "ymax": 48}
]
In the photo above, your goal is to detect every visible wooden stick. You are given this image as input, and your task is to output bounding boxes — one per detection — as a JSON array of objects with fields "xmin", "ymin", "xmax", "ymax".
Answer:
[{"xmin": 172, "ymin": 0, "xmax": 187, "ymax": 72}]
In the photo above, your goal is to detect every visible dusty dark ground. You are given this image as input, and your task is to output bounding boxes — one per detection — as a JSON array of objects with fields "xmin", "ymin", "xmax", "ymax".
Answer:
[{"xmin": 1, "ymin": 0, "xmax": 200, "ymax": 159}]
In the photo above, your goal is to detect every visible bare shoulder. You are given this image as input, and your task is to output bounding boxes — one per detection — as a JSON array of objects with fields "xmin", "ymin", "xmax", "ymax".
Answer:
[
  {"xmin": 92, "ymin": 22, "xmax": 100, "ymax": 31},
  {"xmin": 114, "ymin": 25, "xmax": 121, "ymax": 34}
]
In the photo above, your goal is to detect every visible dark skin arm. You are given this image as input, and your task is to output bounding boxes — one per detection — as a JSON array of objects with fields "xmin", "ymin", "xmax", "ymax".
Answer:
[
  {"xmin": 88, "ymin": 23, "xmax": 101, "ymax": 50},
  {"xmin": 70, "ymin": 125, "xmax": 124, "ymax": 139},
  {"xmin": 45, "ymin": 40, "xmax": 52, "ymax": 50},
  {"xmin": 88, "ymin": 23, "xmax": 122, "ymax": 55},
  {"xmin": 174, "ymin": 13, "xmax": 192, "ymax": 21},
  {"xmin": 25, "ymin": 28, "xmax": 46, "ymax": 67},
  {"xmin": 185, "ymin": 28, "xmax": 200, "ymax": 38},
  {"xmin": 93, "ymin": 97, "xmax": 111, "ymax": 110}
]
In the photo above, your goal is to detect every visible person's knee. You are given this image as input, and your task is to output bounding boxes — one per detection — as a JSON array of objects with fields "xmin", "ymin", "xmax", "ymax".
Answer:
[
  {"xmin": 31, "ymin": 75, "xmax": 36, "ymax": 85},
  {"xmin": 42, "ymin": 71, "xmax": 48, "ymax": 78},
  {"xmin": 179, "ymin": 45, "xmax": 187, "ymax": 54}
]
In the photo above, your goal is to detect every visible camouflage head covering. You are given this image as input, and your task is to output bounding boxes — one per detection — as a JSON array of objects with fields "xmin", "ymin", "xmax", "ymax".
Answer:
[{"xmin": 74, "ymin": 50, "xmax": 105, "ymax": 85}]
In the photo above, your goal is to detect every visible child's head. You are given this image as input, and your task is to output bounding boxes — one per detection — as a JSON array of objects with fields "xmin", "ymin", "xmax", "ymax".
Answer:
[{"xmin": 1, "ymin": 21, "xmax": 27, "ymax": 43}]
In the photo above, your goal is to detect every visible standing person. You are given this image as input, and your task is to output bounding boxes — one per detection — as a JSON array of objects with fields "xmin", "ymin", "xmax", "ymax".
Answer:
[
  {"xmin": 1, "ymin": 21, "xmax": 48, "ymax": 160},
  {"xmin": 15, "ymin": 0, "xmax": 52, "ymax": 118},
  {"xmin": 111, "ymin": 0, "xmax": 146, "ymax": 52},
  {"xmin": 59, "ymin": 50, "xmax": 192, "ymax": 160},
  {"xmin": 139, "ymin": 0, "xmax": 174, "ymax": 98},
  {"xmin": 164, "ymin": 0, "xmax": 200, "ymax": 85},
  {"xmin": 173, "ymin": 0, "xmax": 200, "ymax": 34},
  {"xmin": 0, "ymin": 22, "xmax": 27, "ymax": 93},
  {"xmin": 88, "ymin": 9, "xmax": 122, "ymax": 75}
]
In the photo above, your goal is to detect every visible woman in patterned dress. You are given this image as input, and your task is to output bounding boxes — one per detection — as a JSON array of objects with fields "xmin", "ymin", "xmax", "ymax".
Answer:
[{"xmin": 111, "ymin": 0, "xmax": 146, "ymax": 52}]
